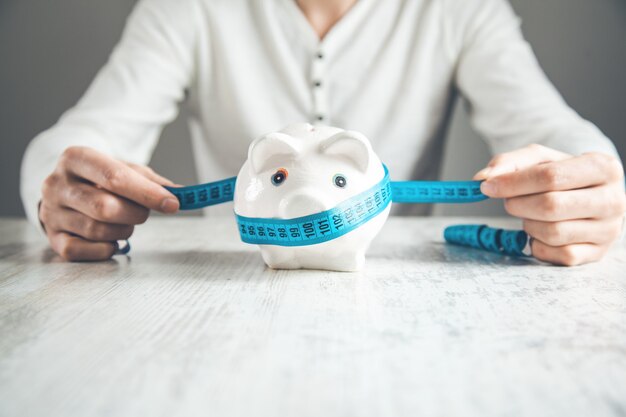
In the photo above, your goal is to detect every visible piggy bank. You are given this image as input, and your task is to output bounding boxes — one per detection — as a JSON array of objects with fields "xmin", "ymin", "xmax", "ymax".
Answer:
[{"xmin": 234, "ymin": 123, "xmax": 390, "ymax": 271}]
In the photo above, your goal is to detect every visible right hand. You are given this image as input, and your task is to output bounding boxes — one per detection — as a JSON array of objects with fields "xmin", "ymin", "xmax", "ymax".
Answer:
[{"xmin": 39, "ymin": 146, "xmax": 180, "ymax": 261}]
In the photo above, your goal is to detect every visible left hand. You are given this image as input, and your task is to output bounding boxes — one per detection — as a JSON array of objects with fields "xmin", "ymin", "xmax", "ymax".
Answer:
[{"xmin": 474, "ymin": 144, "xmax": 626, "ymax": 266}]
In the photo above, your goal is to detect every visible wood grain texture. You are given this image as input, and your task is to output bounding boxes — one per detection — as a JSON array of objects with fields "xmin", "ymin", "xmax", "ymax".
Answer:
[{"xmin": 0, "ymin": 217, "xmax": 625, "ymax": 417}]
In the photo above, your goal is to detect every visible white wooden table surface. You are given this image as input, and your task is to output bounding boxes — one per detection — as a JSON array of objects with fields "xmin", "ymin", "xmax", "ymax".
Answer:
[{"xmin": 0, "ymin": 217, "xmax": 625, "ymax": 417}]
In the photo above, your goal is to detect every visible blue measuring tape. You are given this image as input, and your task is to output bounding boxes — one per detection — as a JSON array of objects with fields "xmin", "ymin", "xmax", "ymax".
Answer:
[
  {"xmin": 444, "ymin": 225, "xmax": 529, "ymax": 257},
  {"xmin": 166, "ymin": 176, "xmax": 237, "ymax": 210},
  {"xmin": 159, "ymin": 163, "xmax": 530, "ymax": 257}
]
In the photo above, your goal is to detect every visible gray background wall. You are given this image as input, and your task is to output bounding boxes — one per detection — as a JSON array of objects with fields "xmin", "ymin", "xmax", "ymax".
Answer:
[{"xmin": 1, "ymin": 0, "xmax": 625, "ymax": 217}]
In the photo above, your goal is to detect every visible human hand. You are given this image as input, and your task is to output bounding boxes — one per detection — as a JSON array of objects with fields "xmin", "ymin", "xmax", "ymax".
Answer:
[
  {"xmin": 39, "ymin": 146, "xmax": 180, "ymax": 261},
  {"xmin": 474, "ymin": 144, "xmax": 626, "ymax": 266}
]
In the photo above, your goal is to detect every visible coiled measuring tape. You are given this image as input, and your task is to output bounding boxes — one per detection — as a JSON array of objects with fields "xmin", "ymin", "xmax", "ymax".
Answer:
[
  {"xmin": 157, "ymin": 163, "xmax": 530, "ymax": 257},
  {"xmin": 444, "ymin": 225, "xmax": 530, "ymax": 257}
]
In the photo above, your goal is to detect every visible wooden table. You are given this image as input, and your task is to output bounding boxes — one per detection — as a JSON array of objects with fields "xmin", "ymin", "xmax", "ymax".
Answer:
[{"xmin": 1, "ymin": 217, "xmax": 625, "ymax": 417}]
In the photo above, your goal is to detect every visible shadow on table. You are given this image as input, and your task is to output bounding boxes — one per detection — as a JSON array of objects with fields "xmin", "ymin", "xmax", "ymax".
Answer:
[
  {"xmin": 0, "ymin": 243, "xmax": 31, "ymax": 260},
  {"xmin": 29, "ymin": 243, "xmax": 540, "ymax": 271},
  {"xmin": 144, "ymin": 243, "xmax": 540, "ymax": 271},
  {"xmin": 124, "ymin": 250, "xmax": 350, "ymax": 279},
  {"xmin": 370, "ymin": 241, "xmax": 540, "ymax": 266},
  {"xmin": 134, "ymin": 249, "xmax": 266, "ymax": 268},
  {"xmin": 440, "ymin": 243, "xmax": 540, "ymax": 266}
]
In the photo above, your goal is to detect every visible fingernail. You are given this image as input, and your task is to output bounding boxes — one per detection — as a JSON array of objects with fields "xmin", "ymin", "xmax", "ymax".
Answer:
[
  {"xmin": 481, "ymin": 181, "xmax": 496, "ymax": 195},
  {"xmin": 160, "ymin": 198, "xmax": 179, "ymax": 213}
]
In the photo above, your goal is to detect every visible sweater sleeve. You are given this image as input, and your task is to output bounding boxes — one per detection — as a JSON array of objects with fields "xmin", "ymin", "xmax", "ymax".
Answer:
[
  {"xmin": 20, "ymin": 0, "xmax": 199, "ymax": 232},
  {"xmin": 444, "ymin": 0, "xmax": 620, "ymax": 159}
]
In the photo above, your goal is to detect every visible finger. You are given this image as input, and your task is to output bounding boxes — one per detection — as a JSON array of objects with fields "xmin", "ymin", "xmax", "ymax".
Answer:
[
  {"xmin": 504, "ymin": 185, "xmax": 626, "ymax": 221},
  {"xmin": 42, "ymin": 206, "xmax": 134, "ymax": 242},
  {"xmin": 473, "ymin": 144, "xmax": 570, "ymax": 180},
  {"xmin": 125, "ymin": 162, "xmax": 177, "ymax": 186},
  {"xmin": 481, "ymin": 153, "xmax": 624, "ymax": 198},
  {"xmin": 54, "ymin": 179, "xmax": 151, "ymax": 225},
  {"xmin": 523, "ymin": 218, "xmax": 624, "ymax": 246},
  {"xmin": 48, "ymin": 231, "xmax": 117, "ymax": 262},
  {"xmin": 530, "ymin": 239, "xmax": 609, "ymax": 266},
  {"xmin": 59, "ymin": 147, "xmax": 179, "ymax": 213}
]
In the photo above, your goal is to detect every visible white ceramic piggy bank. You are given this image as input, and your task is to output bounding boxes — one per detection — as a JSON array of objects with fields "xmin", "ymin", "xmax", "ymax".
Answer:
[{"xmin": 234, "ymin": 123, "xmax": 390, "ymax": 271}]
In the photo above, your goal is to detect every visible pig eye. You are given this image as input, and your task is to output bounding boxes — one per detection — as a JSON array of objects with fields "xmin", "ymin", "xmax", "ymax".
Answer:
[
  {"xmin": 333, "ymin": 174, "xmax": 347, "ymax": 188},
  {"xmin": 271, "ymin": 168, "xmax": 288, "ymax": 186}
]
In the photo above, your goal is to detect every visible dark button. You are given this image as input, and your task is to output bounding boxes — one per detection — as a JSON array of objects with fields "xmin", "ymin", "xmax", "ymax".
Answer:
[
  {"xmin": 313, "ymin": 80, "xmax": 322, "ymax": 88},
  {"xmin": 316, "ymin": 115, "xmax": 325, "ymax": 121},
  {"xmin": 316, "ymin": 52, "xmax": 324, "ymax": 59}
]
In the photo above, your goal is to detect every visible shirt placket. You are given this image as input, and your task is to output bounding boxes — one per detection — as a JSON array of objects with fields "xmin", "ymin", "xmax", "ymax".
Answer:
[{"xmin": 310, "ymin": 48, "xmax": 328, "ymax": 125}]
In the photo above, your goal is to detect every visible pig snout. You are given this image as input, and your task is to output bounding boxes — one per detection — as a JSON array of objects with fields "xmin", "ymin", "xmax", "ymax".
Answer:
[{"xmin": 278, "ymin": 189, "xmax": 334, "ymax": 218}]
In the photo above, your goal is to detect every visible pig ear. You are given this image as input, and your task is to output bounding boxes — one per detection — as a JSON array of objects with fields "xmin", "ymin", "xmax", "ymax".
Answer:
[
  {"xmin": 248, "ymin": 132, "xmax": 301, "ymax": 174},
  {"xmin": 320, "ymin": 130, "xmax": 372, "ymax": 172}
]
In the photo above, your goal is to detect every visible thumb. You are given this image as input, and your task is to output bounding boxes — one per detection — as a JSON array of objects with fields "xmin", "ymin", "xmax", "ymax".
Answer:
[{"xmin": 474, "ymin": 144, "xmax": 571, "ymax": 180}]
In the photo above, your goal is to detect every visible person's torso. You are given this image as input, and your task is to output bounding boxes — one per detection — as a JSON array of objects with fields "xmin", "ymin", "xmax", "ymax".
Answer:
[{"xmin": 185, "ymin": 0, "xmax": 459, "ymax": 215}]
